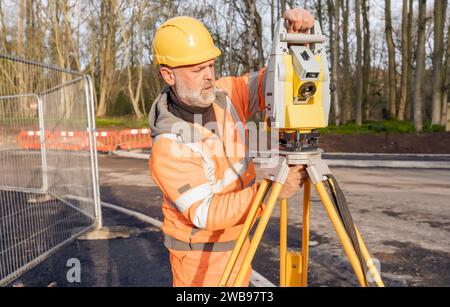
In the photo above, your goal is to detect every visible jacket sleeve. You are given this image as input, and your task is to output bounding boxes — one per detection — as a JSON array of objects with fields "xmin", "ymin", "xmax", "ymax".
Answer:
[
  {"xmin": 151, "ymin": 139, "xmax": 258, "ymax": 232},
  {"xmin": 216, "ymin": 68, "xmax": 266, "ymax": 122}
]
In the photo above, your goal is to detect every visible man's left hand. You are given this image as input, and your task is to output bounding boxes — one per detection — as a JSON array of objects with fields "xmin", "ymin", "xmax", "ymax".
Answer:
[{"xmin": 283, "ymin": 8, "xmax": 315, "ymax": 34}]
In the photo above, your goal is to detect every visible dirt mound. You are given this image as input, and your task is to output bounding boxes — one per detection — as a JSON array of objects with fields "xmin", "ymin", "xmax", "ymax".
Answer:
[{"xmin": 320, "ymin": 132, "xmax": 450, "ymax": 154}]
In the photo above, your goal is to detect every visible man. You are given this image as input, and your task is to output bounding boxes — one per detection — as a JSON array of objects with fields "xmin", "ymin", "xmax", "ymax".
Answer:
[{"xmin": 149, "ymin": 8, "xmax": 314, "ymax": 287}]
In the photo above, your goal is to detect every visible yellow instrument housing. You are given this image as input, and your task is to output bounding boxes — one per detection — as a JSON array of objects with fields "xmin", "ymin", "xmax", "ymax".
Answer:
[
  {"xmin": 282, "ymin": 54, "xmax": 327, "ymax": 134},
  {"xmin": 264, "ymin": 19, "xmax": 331, "ymax": 135}
]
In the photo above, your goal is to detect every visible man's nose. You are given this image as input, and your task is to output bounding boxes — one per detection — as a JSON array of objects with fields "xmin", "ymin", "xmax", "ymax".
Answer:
[{"xmin": 203, "ymin": 66, "xmax": 214, "ymax": 81}]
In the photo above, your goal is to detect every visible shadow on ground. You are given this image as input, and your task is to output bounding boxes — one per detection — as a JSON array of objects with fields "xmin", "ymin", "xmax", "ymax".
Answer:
[{"xmin": 8, "ymin": 207, "xmax": 172, "ymax": 287}]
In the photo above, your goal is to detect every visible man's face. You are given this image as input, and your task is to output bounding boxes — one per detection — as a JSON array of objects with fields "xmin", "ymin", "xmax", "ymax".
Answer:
[{"xmin": 160, "ymin": 60, "xmax": 216, "ymax": 108}]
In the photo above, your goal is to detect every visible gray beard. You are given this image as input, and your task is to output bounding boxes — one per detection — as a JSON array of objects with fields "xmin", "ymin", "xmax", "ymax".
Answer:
[
  {"xmin": 180, "ymin": 91, "xmax": 215, "ymax": 107},
  {"xmin": 174, "ymin": 80, "xmax": 216, "ymax": 107}
]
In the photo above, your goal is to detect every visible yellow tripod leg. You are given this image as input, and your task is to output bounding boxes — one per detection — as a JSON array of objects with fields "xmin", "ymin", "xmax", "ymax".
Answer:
[
  {"xmin": 234, "ymin": 183, "xmax": 284, "ymax": 287},
  {"xmin": 326, "ymin": 175, "xmax": 384, "ymax": 287},
  {"xmin": 301, "ymin": 179, "xmax": 312, "ymax": 287},
  {"xmin": 219, "ymin": 179, "xmax": 271, "ymax": 287},
  {"xmin": 280, "ymin": 199, "xmax": 288, "ymax": 287},
  {"xmin": 315, "ymin": 181, "xmax": 368, "ymax": 287},
  {"xmin": 354, "ymin": 226, "xmax": 385, "ymax": 287}
]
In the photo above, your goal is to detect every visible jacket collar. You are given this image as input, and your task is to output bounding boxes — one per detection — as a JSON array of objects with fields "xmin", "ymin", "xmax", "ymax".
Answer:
[{"xmin": 148, "ymin": 88, "xmax": 227, "ymax": 143}]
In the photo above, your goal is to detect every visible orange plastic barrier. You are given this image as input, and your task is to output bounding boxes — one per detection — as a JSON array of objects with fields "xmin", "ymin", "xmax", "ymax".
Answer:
[
  {"xmin": 17, "ymin": 130, "xmax": 49, "ymax": 150},
  {"xmin": 118, "ymin": 128, "xmax": 152, "ymax": 150},
  {"xmin": 17, "ymin": 128, "xmax": 152, "ymax": 152},
  {"xmin": 47, "ymin": 131, "xmax": 89, "ymax": 151},
  {"xmin": 95, "ymin": 130, "xmax": 119, "ymax": 152}
]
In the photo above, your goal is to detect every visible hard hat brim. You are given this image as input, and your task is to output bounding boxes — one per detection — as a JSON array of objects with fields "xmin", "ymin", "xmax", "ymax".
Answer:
[{"xmin": 155, "ymin": 47, "xmax": 221, "ymax": 68}]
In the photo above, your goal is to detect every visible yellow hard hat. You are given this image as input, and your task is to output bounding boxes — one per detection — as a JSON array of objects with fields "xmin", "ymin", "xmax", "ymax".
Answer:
[{"xmin": 153, "ymin": 16, "xmax": 222, "ymax": 67}]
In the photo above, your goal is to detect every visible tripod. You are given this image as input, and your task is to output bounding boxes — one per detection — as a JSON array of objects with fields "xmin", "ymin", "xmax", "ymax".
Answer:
[{"xmin": 219, "ymin": 149, "xmax": 384, "ymax": 287}]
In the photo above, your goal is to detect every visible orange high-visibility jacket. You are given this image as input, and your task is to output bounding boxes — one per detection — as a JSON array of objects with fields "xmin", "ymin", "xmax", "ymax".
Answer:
[{"xmin": 149, "ymin": 69, "xmax": 266, "ymax": 252}]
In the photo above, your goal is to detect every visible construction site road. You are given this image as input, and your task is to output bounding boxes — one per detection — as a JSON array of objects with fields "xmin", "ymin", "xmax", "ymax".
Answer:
[{"xmin": 11, "ymin": 155, "xmax": 450, "ymax": 287}]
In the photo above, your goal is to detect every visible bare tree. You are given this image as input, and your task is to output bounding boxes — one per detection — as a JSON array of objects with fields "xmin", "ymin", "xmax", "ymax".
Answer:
[
  {"xmin": 406, "ymin": 0, "xmax": 414, "ymax": 120},
  {"xmin": 355, "ymin": 0, "xmax": 363, "ymax": 126},
  {"xmin": 270, "ymin": 0, "xmax": 275, "ymax": 39},
  {"xmin": 413, "ymin": 0, "xmax": 427, "ymax": 132},
  {"xmin": 49, "ymin": 1, "xmax": 81, "ymax": 71},
  {"xmin": 397, "ymin": 0, "xmax": 409, "ymax": 120},
  {"xmin": 118, "ymin": 0, "xmax": 145, "ymax": 119},
  {"xmin": 327, "ymin": 0, "xmax": 333, "ymax": 60},
  {"xmin": 431, "ymin": 0, "xmax": 448, "ymax": 126},
  {"xmin": 17, "ymin": 0, "xmax": 25, "ymax": 56},
  {"xmin": 362, "ymin": 0, "xmax": 371, "ymax": 119},
  {"xmin": 341, "ymin": 0, "xmax": 352, "ymax": 123},
  {"xmin": 315, "ymin": 0, "xmax": 324, "ymax": 31},
  {"xmin": 228, "ymin": 1, "xmax": 265, "ymax": 73},
  {"xmin": 96, "ymin": 0, "xmax": 117, "ymax": 117},
  {"xmin": 332, "ymin": 0, "xmax": 341, "ymax": 126},
  {"xmin": 243, "ymin": 0, "xmax": 264, "ymax": 70},
  {"xmin": 280, "ymin": 0, "xmax": 287, "ymax": 15},
  {"xmin": 385, "ymin": 0, "xmax": 397, "ymax": 119},
  {"xmin": 443, "ymin": 21, "xmax": 450, "ymax": 128},
  {"xmin": 0, "ymin": 1, "xmax": 8, "ymax": 52}
]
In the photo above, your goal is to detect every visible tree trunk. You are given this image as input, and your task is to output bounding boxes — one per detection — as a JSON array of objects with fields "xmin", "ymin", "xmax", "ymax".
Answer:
[
  {"xmin": 327, "ymin": 0, "xmax": 334, "ymax": 54},
  {"xmin": 271, "ymin": 0, "xmax": 275, "ymax": 39},
  {"xmin": 385, "ymin": 0, "xmax": 397, "ymax": 119},
  {"xmin": 280, "ymin": 0, "xmax": 287, "ymax": 16},
  {"xmin": 35, "ymin": 1, "xmax": 45, "ymax": 62},
  {"xmin": 431, "ymin": 0, "xmax": 447, "ymax": 125},
  {"xmin": 327, "ymin": 1, "xmax": 335, "ymax": 123},
  {"xmin": 442, "ymin": 22, "xmax": 450, "ymax": 126},
  {"xmin": 341, "ymin": 0, "xmax": 352, "ymax": 123},
  {"xmin": 97, "ymin": 0, "xmax": 116, "ymax": 117},
  {"xmin": 229, "ymin": 0, "xmax": 234, "ymax": 75},
  {"xmin": 355, "ymin": 0, "xmax": 363, "ymax": 126},
  {"xmin": 0, "ymin": 2, "xmax": 8, "ymax": 51},
  {"xmin": 332, "ymin": 0, "xmax": 341, "ymax": 126},
  {"xmin": 444, "ymin": 90, "xmax": 449, "ymax": 131},
  {"xmin": 397, "ymin": 0, "xmax": 409, "ymax": 121},
  {"xmin": 413, "ymin": 0, "xmax": 427, "ymax": 133},
  {"xmin": 241, "ymin": 0, "xmax": 265, "ymax": 71},
  {"xmin": 25, "ymin": 0, "xmax": 33, "ymax": 59},
  {"xmin": 253, "ymin": 3, "xmax": 265, "ymax": 68},
  {"xmin": 117, "ymin": 1, "xmax": 144, "ymax": 119},
  {"xmin": 362, "ymin": 0, "xmax": 371, "ymax": 120},
  {"xmin": 52, "ymin": 1, "xmax": 65, "ymax": 68},
  {"xmin": 406, "ymin": 0, "xmax": 414, "ymax": 121},
  {"xmin": 17, "ymin": 0, "xmax": 24, "ymax": 56},
  {"xmin": 256, "ymin": 25, "xmax": 265, "ymax": 69},
  {"xmin": 246, "ymin": 0, "xmax": 255, "ymax": 72},
  {"xmin": 316, "ymin": 0, "xmax": 324, "ymax": 32}
]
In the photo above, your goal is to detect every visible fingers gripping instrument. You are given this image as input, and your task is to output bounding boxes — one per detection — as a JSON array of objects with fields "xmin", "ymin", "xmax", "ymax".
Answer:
[{"xmin": 219, "ymin": 19, "xmax": 384, "ymax": 287}]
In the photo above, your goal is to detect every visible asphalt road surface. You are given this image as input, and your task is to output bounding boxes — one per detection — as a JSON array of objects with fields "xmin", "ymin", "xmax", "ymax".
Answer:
[{"xmin": 11, "ymin": 155, "xmax": 450, "ymax": 287}]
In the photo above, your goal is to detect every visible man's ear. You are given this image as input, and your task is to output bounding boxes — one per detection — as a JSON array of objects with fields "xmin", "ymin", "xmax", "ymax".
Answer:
[{"xmin": 159, "ymin": 66, "xmax": 175, "ymax": 86}]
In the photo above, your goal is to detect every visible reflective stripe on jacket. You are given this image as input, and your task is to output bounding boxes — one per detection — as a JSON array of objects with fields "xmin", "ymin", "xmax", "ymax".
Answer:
[{"xmin": 149, "ymin": 69, "xmax": 266, "ymax": 251}]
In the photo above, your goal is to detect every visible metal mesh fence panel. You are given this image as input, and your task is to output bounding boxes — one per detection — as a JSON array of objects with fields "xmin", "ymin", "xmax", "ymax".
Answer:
[{"xmin": 0, "ymin": 55, "xmax": 101, "ymax": 286}]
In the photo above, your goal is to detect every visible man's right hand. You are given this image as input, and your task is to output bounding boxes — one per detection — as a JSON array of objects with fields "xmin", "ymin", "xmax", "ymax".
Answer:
[
  {"xmin": 279, "ymin": 165, "xmax": 309, "ymax": 199},
  {"xmin": 284, "ymin": 8, "xmax": 315, "ymax": 34}
]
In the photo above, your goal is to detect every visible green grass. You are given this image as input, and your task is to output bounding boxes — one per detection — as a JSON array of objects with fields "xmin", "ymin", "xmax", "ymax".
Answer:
[
  {"xmin": 319, "ymin": 120, "xmax": 446, "ymax": 135},
  {"xmin": 95, "ymin": 117, "xmax": 447, "ymax": 134},
  {"xmin": 95, "ymin": 116, "xmax": 148, "ymax": 129}
]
